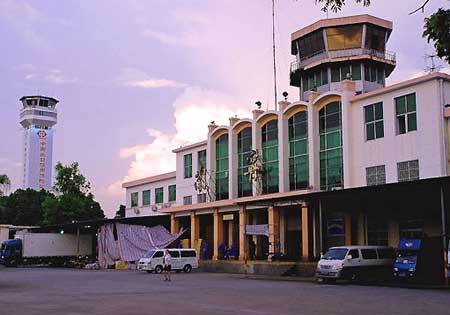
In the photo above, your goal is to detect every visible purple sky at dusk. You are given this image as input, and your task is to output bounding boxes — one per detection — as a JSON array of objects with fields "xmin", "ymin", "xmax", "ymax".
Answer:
[{"xmin": 1, "ymin": 0, "xmax": 449, "ymax": 217}]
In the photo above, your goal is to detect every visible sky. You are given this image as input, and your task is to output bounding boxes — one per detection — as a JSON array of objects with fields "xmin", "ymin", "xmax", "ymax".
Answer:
[{"xmin": 0, "ymin": 0, "xmax": 449, "ymax": 218}]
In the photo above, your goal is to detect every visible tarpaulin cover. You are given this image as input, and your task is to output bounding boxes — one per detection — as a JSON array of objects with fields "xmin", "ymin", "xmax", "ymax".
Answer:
[
  {"xmin": 244, "ymin": 224, "xmax": 269, "ymax": 236},
  {"xmin": 97, "ymin": 223, "xmax": 184, "ymax": 268}
]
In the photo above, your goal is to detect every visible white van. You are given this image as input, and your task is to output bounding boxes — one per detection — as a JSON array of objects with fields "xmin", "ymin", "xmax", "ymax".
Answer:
[
  {"xmin": 316, "ymin": 246, "xmax": 395, "ymax": 283},
  {"xmin": 137, "ymin": 248, "xmax": 198, "ymax": 273}
]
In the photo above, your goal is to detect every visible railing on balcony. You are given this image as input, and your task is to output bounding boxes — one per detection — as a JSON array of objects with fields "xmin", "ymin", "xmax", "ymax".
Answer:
[{"xmin": 290, "ymin": 48, "xmax": 396, "ymax": 73}]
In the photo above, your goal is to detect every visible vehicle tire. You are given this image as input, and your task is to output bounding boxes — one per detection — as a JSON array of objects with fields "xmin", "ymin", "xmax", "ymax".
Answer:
[
  {"xmin": 326, "ymin": 278, "xmax": 337, "ymax": 284},
  {"xmin": 146, "ymin": 270, "xmax": 153, "ymax": 274},
  {"xmin": 183, "ymin": 264, "xmax": 192, "ymax": 273},
  {"xmin": 154, "ymin": 265, "xmax": 163, "ymax": 274},
  {"xmin": 350, "ymin": 272, "xmax": 360, "ymax": 282}
]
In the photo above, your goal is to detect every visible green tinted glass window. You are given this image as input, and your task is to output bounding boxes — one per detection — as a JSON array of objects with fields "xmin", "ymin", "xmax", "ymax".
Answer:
[
  {"xmin": 184, "ymin": 154, "xmax": 192, "ymax": 178},
  {"xmin": 331, "ymin": 66, "xmax": 340, "ymax": 82},
  {"xmin": 288, "ymin": 111, "xmax": 309, "ymax": 190},
  {"xmin": 319, "ymin": 102, "xmax": 343, "ymax": 190},
  {"xmin": 197, "ymin": 150, "xmax": 206, "ymax": 170},
  {"xmin": 155, "ymin": 187, "xmax": 163, "ymax": 204},
  {"xmin": 262, "ymin": 120, "xmax": 279, "ymax": 194},
  {"xmin": 168, "ymin": 185, "xmax": 176, "ymax": 202},
  {"xmin": 395, "ymin": 93, "xmax": 417, "ymax": 134},
  {"xmin": 131, "ymin": 192, "xmax": 138, "ymax": 207},
  {"xmin": 238, "ymin": 127, "xmax": 252, "ymax": 197},
  {"xmin": 352, "ymin": 63, "xmax": 361, "ymax": 80},
  {"xmin": 142, "ymin": 190, "xmax": 151, "ymax": 206},
  {"xmin": 364, "ymin": 102, "xmax": 384, "ymax": 141},
  {"xmin": 215, "ymin": 134, "xmax": 229, "ymax": 200}
]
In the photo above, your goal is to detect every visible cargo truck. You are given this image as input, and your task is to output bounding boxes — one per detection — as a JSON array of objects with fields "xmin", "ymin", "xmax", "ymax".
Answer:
[{"xmin": 0, "ymin": 231, "xmax": 93, "ymax": 267}]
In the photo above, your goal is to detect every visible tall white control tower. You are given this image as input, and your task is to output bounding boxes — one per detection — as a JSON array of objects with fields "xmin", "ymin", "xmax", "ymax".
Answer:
[{"xmin": 19, "ymin": 95, "xmax": 59, "ymax": 191}]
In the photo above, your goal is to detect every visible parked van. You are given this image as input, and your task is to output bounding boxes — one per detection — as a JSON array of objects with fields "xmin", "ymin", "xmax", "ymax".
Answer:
[
  {"xmin": 137, "ymin": 248, "xmax": 198, "ymax": 273},
  {"xmin": 316, "ymin": 246, "xmax": 395, "ymax": 283}
]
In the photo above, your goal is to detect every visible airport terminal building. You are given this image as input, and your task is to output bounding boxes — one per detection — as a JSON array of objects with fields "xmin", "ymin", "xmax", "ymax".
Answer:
[{"xmin": 122, "ymin": 15, "xmax": 450, "ymax": 273}]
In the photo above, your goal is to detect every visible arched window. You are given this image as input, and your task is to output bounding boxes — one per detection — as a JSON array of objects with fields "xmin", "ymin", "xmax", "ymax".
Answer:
[
  {"xmin": 237, "ymin": 127, "xmax": 252, "ymax": 197},
  {"xmin": 319, "ymin": 102, "xmax": 343, "ymax": 190},
  {"xmin": 288, "ymin": 111, "xmax": 308, "ymax": 190},
  {"xmin": 261, "ymin": 120, "xmax": 279, "ymax": 194},
  {"xmin": 215, "ymin": 133, "xmax": 229, "ymax": 200}
]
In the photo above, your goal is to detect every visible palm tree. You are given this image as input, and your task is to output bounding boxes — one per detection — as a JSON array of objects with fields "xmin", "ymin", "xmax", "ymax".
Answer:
[{"xmin": 0, "ymin": 174, "xmax": 11, "ymax": 196}]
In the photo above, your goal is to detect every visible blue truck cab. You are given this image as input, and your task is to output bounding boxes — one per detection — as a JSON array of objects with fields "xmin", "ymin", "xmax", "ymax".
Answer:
[
  {"xmin": 393, "ymin": 239, "xmax": 421, "ymax": 278},
  {"xmin": 0, "ymin": 239, "xmax": 22, "ymax": 266}
]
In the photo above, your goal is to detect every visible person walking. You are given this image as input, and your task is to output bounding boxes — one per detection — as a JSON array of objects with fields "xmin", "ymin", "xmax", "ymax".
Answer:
[{"xmin": 163, "ymin": 250, "xmax": 172, "ymax": 281}]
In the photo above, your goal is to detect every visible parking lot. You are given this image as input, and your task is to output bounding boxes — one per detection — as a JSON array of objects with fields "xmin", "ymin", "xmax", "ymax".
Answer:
[{"xmin": 0, "ymin": 268, "xmax": 449, "ymax": 315}]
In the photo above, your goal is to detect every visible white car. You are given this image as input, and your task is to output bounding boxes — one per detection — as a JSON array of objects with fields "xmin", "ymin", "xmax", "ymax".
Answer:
[
  {"xmin": 137, "ymin": 248, "xmax": 198, "ymax": 273},
  {"xmin": 316, "ymin": 245, "xmax": 395, "ymax": 283}
]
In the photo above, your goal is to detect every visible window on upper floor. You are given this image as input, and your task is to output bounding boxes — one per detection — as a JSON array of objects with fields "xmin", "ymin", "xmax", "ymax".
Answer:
[
  {"xmin": 302, "ymin": 67, "xmax": 328, "ymax": 92},
  {"xmin": 184, "ymin": 154, "xmax": 192, "ymax": 178},
  {"xmin": 288, "ymin": 111, "xmax": 309, "ymax": 191},
  {"xmin": 364, "ymin": 102, "xmax": 384, "ymax": 141},
  {"xmin": 131, "ymin": 192, "xmax": 138, "ymax": 207},
  {"xmin": 395, "ymin": 93, "xmax": 417, "ymax": 135},
  {"xmin": 155, "ymin": 187, "xmax": 164, "ymax": 204},
  {"xmin": 197, "ymin": 193, "xmax": 206, "ymax": 203},
  {"xmin": 326, "ymin": 25, "xmax": 362, "ymax": 51},
  {"xmin": 142, "ymin": 190, "xmax": 151, "ymax": 206},
  {"xmin": 366, "ymin": 165, "xmax": 386, "ymax": 186},
  {"xmin": 262, "ymin": 120, "xmax": 279, "ymax": 194},
  {"xmin": 330, "ymin": 63, "xmax": 361, "ymax": 83},
  {"xmin": 197, "ymin": 150, "xmax": 206, "ymax": 171},
  {"xmin": 215, "ymin": 134, "xmax": 229, "ymax": 200},
  {"xmin": 168, "ymin": 185, "xmax": 176, "ymax": 202},
  {"xmin": 364, "ymin": 63, "xmax": 385, "ymax": 85},
  {"xmin": 183, "ymin": 195, "xmax": 192, "ymax": 205},
  {"xmin": 397, "ymin": 160, "xmax": 419, "ymax": 182},
  {"xmin": 237, "ymin": 127, "xmax": 253, "ymax": 197}
]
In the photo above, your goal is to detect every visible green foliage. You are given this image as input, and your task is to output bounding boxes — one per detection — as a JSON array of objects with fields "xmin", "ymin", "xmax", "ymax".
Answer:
[
  {"xmin": 42, "ymin": 162, "xmax": 105, "ymax": 225},
  {"xmin": 53, "ymin": 161, "xmax": 91, "ymax": 195},
  {"xmin": 315, "ymin": 0, "xmax": 370, "ymax": 12},
  {"xmin": 115, "ymin": 205, "xmax": 126, "ymax": 218},
  {"xmin": 423, "ymin": 8, "xmax": 450, "ymax": 63},
  {"xmin": 0, "ymin": 189, "xmax": 55, "ymax": 226}
]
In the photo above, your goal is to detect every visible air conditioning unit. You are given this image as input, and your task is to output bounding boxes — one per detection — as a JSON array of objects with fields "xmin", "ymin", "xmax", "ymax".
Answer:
[
  {"xmin": 151, "ymin": 205, "xmax": 158, "ymax": 212},
  {"xmin": 133, "ymin": 208, "xmax": 140, "ymax": 214}
]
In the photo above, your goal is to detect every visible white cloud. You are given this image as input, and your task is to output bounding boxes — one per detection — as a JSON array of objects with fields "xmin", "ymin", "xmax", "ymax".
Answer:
[
  {"xmin": 45, "ymin": 69, "xmax": 78, "ymax": 85},
  {"xmin": 141, "ymin": 30, "xmax": 178, "ymax": 45},
  {"xmin": 125, "ymin": 79, "xmax": 187, "ymax": 89},
  {"xmin": 106, "ymin": 86, "xmax": 249, "ymax": 207}
]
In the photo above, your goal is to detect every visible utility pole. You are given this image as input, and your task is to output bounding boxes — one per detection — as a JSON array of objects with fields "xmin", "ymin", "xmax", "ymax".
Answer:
[{"xmin": 272, "ymin": 0, "xmax": 278, "ymax": 111}]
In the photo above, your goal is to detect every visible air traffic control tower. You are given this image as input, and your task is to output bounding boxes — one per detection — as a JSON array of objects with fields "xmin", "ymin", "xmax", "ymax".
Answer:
[
  {"xmin": 19, "ymin": 95, "xmax": 59, "ymax": 191},
  {"xmin": 290, "ymin": 15, "xmax": 396, "ymax": 101}
]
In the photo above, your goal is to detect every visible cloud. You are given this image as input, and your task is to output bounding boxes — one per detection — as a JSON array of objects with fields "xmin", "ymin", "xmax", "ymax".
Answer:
[
  {"xmin": 107, "ymin": 86, "xmax": 249, "ymax": 204},
  {"xmin": 118, "ymin": 67, "xmax": 186, "ymax": 89},
  {"xmin": 44, "ymin": 69, "xmax": 78, "ymax": 85},
  {"xmin": 141, "ymin": 30, "xmax": 178, "ymax": 45}
]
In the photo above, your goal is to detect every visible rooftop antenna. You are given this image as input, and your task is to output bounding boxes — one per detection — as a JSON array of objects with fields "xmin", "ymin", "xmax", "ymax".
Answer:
[
  {"xmin": 424, "ymin": 54, "xmax": 442, "ymax": 73},
  {"xmin": 272, "ymin": 0, "xmax": 278, "ymax": 111}
]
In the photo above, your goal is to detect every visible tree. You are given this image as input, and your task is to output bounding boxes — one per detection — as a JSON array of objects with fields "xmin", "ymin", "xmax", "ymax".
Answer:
[
  {"xmin": 42, "ymin": 162, "xmax": 105, "ymax": 225},
  {"xmin": 0, "ymin": 174, "xmax": 11, "ymax": 197},
  {"xmin": 115, "ymin": 205, "xmax": 126, "ymax": 218},
  {"xmin": 314, "ymin": 0, "xmax": 450, "ymax": 64},
  {"xmin": 0, "ymin": 189, "xmax": 55, "ymax": 226}
]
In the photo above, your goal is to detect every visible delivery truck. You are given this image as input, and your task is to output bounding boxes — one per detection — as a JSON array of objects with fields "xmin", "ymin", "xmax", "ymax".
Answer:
[{"xmin": 0, "ymin": 231, "xmax": 93, "ymax": 267}]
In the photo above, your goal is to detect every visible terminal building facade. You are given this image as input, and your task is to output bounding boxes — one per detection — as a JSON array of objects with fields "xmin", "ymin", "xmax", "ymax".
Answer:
[{"xmin": 123, "ymin": 15, "xmax": 450, "ymax": 268}]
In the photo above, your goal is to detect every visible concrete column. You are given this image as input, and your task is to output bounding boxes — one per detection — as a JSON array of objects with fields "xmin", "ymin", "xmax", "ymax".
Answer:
[
  {"xmin": 307, "ymin": 92, "xmax": 320, "ymax": 189},
  {"xmin": 356, "ymin": 212, "xmax": 366, "ymax": 245},
  {"xmin": 213, "ymin": 209, "xmax": 223, "ymax": 260},
  {"xmin": 344, "ymin": 210, "xmax": 352, "ymax": 246},
  {"xmin": 206, "ymin": 124, "xmax": 217, "ymax": 202},
  {"xmin": 252, "ymin": 110, "xmax": 263, "ymax": 196},
  {"xmin": 268, "ymin": 206, "xmax": 280, "ymax": 261},
  {"xmin": 190, "ymin": 212, "xmax": 199, "ymax": 249},
  {"xmin": 280, "ymin": 209, "xmax": 286, "ymax": 254},
  {"xmin": 170, "ymin": 214, "xmax": 179, "ymax": 234},
  {"xmin": 341, "ymin": 80, "xmax": 356, "ymax": 188},
  {"xmin": 388, "ymin": 219, "xmax": 399, "ymax": 249},
  {"xmin": 239, "ymin": 206, "xmax": 247, "ymax": 260},
  {"xmin": 278, "ymin": 113, "xmax": 289, "ymax": 192},
  {"xmin": 302, "ymin": 206, "xmax": 310, "ymax": 261}
]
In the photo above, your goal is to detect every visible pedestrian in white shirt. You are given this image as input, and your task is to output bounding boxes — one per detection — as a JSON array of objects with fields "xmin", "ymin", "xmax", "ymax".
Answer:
[{"xmin": 163, "ymin": 250, "xmax": 172, "ymax": 281}]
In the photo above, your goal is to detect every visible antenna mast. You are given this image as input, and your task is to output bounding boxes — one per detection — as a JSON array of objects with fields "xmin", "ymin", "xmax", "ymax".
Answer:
[{"xmin": 272, "ymin": 0, "xmax": 278, "ymax": 110}]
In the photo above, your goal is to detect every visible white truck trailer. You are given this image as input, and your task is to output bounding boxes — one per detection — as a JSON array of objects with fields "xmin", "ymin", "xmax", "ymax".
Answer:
[{"xmin": 0, "ymin": 231, "xmax": 93, "ymax": 266}]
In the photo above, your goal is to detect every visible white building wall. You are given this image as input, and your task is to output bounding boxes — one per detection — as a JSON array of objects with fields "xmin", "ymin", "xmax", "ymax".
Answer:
[
  {"xmin": 348, "ymin": 79, "xmax": 447, "ymax": 187},
  {"xmin": 175, "ymin": 143, "xmax": 207, "ymax": 205},
  {"xmin": 125, "ymin": 176, "xmax": 176, "ymax": 218}
]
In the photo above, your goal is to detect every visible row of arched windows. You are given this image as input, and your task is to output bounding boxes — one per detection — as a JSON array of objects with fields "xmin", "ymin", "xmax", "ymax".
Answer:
[{"xmin": 213, "ymin": 102, "xmax": 343, "ymax": 200}]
